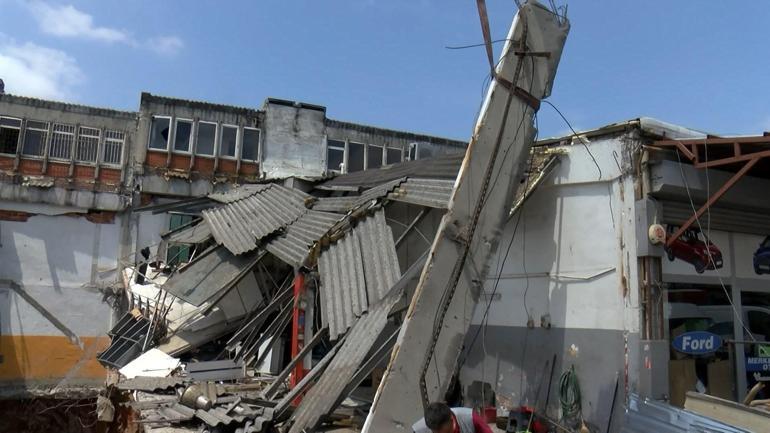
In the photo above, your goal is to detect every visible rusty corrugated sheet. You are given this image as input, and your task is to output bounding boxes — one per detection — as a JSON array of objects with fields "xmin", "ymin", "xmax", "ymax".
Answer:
[
  {"xmin": 387, "ymin": 178, "xmax": 454, "ymax": 209},
  {"xmin": 264, "ymin": 210, "xmax": 341, "ymax": 268},
  {"xmin": 202, "ymin": 184, "xmax": 308, "ymax": 255},
  {"xmin": 317, "ymin": 210, "xmax": 400, "ymax": 340}
]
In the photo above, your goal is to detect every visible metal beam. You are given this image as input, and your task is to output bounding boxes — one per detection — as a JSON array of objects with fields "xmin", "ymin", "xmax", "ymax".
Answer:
[
  {"xmin": 665, "ymin": 157, "xmax": 760, "ymax": 247},
  {"xmin": 262, "ymin": 327, "xmax": 328, "ymax": 400}
]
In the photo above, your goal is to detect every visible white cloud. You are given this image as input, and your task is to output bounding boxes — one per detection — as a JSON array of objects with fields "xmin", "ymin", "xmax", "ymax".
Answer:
[
  {"xmin": 24, "ymin": 2, "xmax": 184, "ymax": 55},
  {"xmin": 147, "ymin": 36, "xmax": 184, "ymax": 56},
  {"xmin": 0, "ymin": 38, "xmax": 84, "ymax": 100},
  {"xmin": 28, "ymin": 2, "xmax": 129, "ymax": 43}
]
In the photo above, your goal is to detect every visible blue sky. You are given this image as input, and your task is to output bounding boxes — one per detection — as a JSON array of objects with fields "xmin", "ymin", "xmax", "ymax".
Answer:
[{"xmin": 1, "ymin": 1, "xmax": 769, "ymax": 140}]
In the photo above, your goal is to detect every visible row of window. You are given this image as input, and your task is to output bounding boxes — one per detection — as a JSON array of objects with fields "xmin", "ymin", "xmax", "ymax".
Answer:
[
  {"xmin": 148, "ymin": 117, "xmax": 260, "ymax": 161},
  {"xmin": 326, "ymin": 139, "xmax": 416, "ymax": 174},
  {"xmin": 0, "ymin": 116, "xmax": 125, "ymax": 165}
]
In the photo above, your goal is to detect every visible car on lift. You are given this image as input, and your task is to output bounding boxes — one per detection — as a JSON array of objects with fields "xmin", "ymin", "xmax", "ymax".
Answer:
[
  {"xmin": 665, "ymin": 226, "xmax": 723, "ymax": 273},
  {"xmin": 753, "ymin": 236, "xmax": 770, "ymax": 275}
]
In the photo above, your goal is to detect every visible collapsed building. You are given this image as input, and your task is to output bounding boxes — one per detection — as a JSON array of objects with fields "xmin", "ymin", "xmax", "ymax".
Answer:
[{"xmin": 2, "ymin": 3, "xmax": 770, "ymax": 432}]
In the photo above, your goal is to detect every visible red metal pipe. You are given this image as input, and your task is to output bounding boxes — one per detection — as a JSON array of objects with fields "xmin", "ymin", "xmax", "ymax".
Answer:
[{"xmin": 289, "ymin": 272, "xmax": 307, "ymax": 394}]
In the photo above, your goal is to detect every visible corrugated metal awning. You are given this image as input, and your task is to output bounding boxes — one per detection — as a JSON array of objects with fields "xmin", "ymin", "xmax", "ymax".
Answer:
[
  {"xmin": 203, "ymin": 184, "xmax": 309, "ymax": 255},
  {"xmin": 162, "ymin": 246, "xmax": 264, "ymax": 306},
  {"xmin": 318, "ymin": 210, "xmax": 401, "ymax": 340}
]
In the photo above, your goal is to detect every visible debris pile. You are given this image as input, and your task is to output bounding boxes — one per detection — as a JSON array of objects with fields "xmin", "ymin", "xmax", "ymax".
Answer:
[{"xmin": 92, "ymin": 150, "xmax": 559, "ymax": 432}]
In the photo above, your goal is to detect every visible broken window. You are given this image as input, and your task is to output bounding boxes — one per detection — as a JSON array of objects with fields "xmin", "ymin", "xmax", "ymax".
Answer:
[
  {"xmin": 76, "ymin": 126, "xmax": 100, "ymax": 163},
  {"xmin": 49, "ymin": 123, "xmax": 75, "ymax": 159},
  {"xmin": 197, "ymin": 121, "xmax": 216, "ymax": 156},
  {"xmin": 174, "ymin": 119, "xmax": 193, "ymax": 152},
  {"xmin": 386, "ymin": 147, "xmax": 403, "ymax": 165},
  {"xmin": 348, "ymin": 141, "xmax": 365, "ymax": 172},
  {"xmin": 241, "ymin": 127, "xmax": 260, "ymax": 161},
  {"xmin": 0, "ymin": 117, "xmax": 21, "ymax": 154},
  {"xmin": 103, "ymin": 130, "xmax": 124, "ymax": 165},
  {"xmin": 21, "ymin": 120, "xmax": 48, "ymax": 157},
  {"xmin": 149, "ymin": 116, "xmax": 171, "ymax": 150},
  {"xmin": 220, "ymin": 125, "xmax": 238, "ymax": 158},
  {"xmin": 327, "ymin": 139, "xmax": 345, "ymax": 173},
  {"xmin": 367, "ymin": 144, "xmax": 383, "ymax": 169}
]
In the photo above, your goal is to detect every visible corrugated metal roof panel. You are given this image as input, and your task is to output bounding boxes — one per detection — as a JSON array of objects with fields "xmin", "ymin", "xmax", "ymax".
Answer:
[
  {"xmin": 317, "ymin": 210, "xmax": 400, "ymax": 340},
  {"xmin": 311, "ymin": 196, "xmax": 359, "ymax": 213},
  {"xmin": 317, "ymin": 153, "xmax": 463, "ymax": 190},
  {"xmin": 318, "ymin": 230, "xmax": 366, "ymax": 340},
  {"xmin": 203, "ymin": 184, "xmax": 308, "ymax": 255},
  {"xmin": 209, "ymin": 184, "xmax": 272, "ymax": 203},
  {"xmin": 311, "ymin": 178, "xmax": 405, "ymax": 213},
  {"xmin": 166, "ymin": 222, "xmax": 212, "ymax": 244},
  {"xmin": 388, "ymin": 178, "xmax": 454, "ymax": 209},
  {"xmin": 162, "ymin": 247, "xmax": 264, "ymax": 306},
  {"xmin": 359, "ymin": 210, "xmax": 401, "ymax": 303},
  {"xmin": 287, "ymin": 289, "xmax": 401, "ymax": 433},
  {"xmin": 265, "ymin": 210, "xmax": 341, "ymax": 268}
]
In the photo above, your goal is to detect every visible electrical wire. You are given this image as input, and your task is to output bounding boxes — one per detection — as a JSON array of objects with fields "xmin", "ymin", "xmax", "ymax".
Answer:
[
  {"xmin": 445, "ymin": 39, "xmax": 515, "ymax": 50},
  {"xmin": 542, "ymin": 99, "xmax": 602, "ymax": 181}
]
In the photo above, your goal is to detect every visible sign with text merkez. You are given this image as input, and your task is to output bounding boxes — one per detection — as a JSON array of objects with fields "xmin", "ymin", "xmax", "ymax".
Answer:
[{"xmin": 672, "ymin": 331, "xmax": 722, "ymax": 355}]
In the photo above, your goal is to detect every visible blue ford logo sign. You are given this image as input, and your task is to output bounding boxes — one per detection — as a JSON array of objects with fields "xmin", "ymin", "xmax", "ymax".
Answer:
[{"xmin": 672, "ymin": 331, "xmax": 722, "ymax": 354}]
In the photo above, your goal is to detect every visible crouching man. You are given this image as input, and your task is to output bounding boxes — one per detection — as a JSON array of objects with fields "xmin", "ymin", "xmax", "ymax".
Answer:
[{"xmin": 412, "ymin": 402, "xmax": 493, "ymax": 433}]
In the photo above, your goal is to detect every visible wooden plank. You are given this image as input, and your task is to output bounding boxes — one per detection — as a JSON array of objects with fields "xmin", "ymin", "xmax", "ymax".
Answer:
[{"xmin": 684, "ymin": 391, "xmax": 770, "ymax": 432}]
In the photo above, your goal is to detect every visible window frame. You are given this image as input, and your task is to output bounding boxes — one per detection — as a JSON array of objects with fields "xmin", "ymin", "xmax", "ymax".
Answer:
[
  {"xmin": 218, "ymin": 124, "xmax": 239, "ymax": 159},
  {"xmin": 386, "ymin": 146, "xmax": 404, "ymax": 165},
  {"xmin": 347, "ymin": 140, "xmax": 366, "ymax": 173},
  {"xmin": 148, "ymin": 115, "xmax": 172, "ymax": 151},
  {"xmin": 75, "ymin": 126, "xmax": 102, "ymax": 164},
  {"xmin": 102, "ymin": 129, "xmax": 125, "ymax": 166},
  {"xmin": 195, "ymin": 121, "xmax": 217, "ymax": 157},
  {"xmin": 21, "ymin": 120, "xmax": 49, "ymax": 158},
  {"xmin": 240, "ymin": 126, "xmax": 261, "ymax": 162},
  {"xmin": 366, "ymin": 143, "xmax": 384, "ymax": 170},
  {"xmin": 326, "ymin": 138, "xmax": 346, "ymax": 174},
  {"xmin": 0, "ymin": 116, "xmax": 23, "ymax": 156},
  {"xmin": 48, "ymin": 123, "xmax": 76, "ymax": 161},
  {"xmin": 172, "ymin": 118, "xmax": 194, "ymax": 154}
]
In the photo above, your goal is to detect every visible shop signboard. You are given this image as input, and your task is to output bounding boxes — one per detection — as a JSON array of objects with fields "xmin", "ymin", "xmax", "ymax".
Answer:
[{"xmin": 672, "ymin": 331, "xmax": 722, "ymax": 355}]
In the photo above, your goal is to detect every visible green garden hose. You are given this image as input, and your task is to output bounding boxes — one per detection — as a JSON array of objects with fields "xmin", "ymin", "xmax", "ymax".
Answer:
[{"xmin": 559, "ymin": 365, "xmax": 582, "ymax": 421}]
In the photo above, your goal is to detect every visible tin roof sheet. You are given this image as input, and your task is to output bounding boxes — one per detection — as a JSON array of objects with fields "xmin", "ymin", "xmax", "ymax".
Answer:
[
  {"xmin": 316, "ymin": 153, "xmax": 463, "ymax": 191},
  {"xmin": 162, "ymin": 247, "xmax": 264, "ymax": 306},
  {"xmin": 318, "ymin": 210, "xmax": 400, "ymax": 340},
  {"xmin": 387, "ymin": 178, "xmax": 455, "ymax": 209},
  {"xmin": 286, "ymin": 255, "xmax": 426, "ymax": 433},
  {"xmin": 264, "ymin": 210, "xmax": 341, "ymax": 268},
  {"xmin": 202, "ymin": 184, "xmax": 308, "ymax": 255}
]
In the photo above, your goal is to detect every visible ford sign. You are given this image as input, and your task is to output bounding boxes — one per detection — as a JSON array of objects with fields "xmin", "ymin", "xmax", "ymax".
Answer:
[{"xmin": 672, "ymin": 331, "xmax": 722, "ymax": 355}]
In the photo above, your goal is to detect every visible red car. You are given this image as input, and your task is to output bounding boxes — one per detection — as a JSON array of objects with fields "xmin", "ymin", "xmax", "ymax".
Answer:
[{"xmin": 665, "ymin": 226, "xmax": 723, "ymax": 273}]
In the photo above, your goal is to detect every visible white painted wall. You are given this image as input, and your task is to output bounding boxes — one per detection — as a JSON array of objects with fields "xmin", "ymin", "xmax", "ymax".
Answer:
[{"xmin": 474, "ymin": 137, "xmax": 639, "ymax": 333}]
